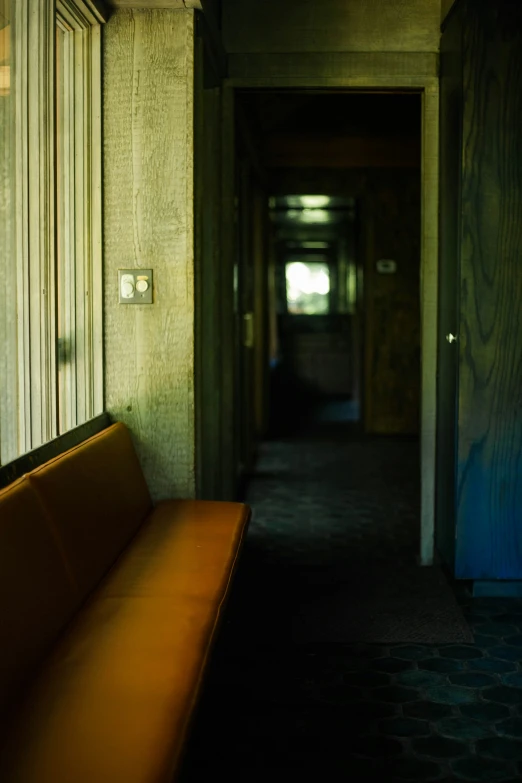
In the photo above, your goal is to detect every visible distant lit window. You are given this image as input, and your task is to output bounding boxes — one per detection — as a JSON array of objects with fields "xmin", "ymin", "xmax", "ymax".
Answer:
[
  {"xmin": 286, "ymin": 261, "xmax": 330, "ymax": 315},
  {"xmin": 286, "ymin": 208, "xmax": 331, "ymax": 224},
  {"xmin": 299, "ymin": 195, "xmax": 330, "ymax": 209}
]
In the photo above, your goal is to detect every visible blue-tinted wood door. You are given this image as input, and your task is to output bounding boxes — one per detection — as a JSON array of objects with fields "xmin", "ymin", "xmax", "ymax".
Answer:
[{"xmin": 454, "ymin": 0, "xmax": 522, "ymax": 579}]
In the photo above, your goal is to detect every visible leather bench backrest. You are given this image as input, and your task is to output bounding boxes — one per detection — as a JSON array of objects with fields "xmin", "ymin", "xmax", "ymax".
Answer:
[
  {"xmin": 0, "ymin": 479, "xmax": 79, "ymax": 719},
  {"xmin": 28, "ymin": 423, "xmax": 152, "ymax": 602}
]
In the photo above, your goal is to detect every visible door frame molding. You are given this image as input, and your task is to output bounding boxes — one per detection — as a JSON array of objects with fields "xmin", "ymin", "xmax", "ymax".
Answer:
[{"xmin": 224, "ymin": 70, "xmax": 439, "ymax": 566}]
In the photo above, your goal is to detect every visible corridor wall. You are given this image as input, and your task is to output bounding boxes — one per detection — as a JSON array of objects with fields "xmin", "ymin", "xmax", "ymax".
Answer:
[{"xmin": 103, "ymin": 9, "xmax": 197, "ymax": 500}]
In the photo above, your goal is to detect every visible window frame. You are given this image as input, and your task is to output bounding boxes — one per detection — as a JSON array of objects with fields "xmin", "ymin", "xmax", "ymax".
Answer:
[
  {"xmin": 55, "ymin": 0, "xmax": 104, "ymax": 434},
  {"xmin": 0, "ymin": 0, "xmax": 107, "ymax": 465}
]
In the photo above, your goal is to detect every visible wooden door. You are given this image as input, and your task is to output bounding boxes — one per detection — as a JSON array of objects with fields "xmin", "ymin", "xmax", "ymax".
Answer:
[{"xmin": 455, "ymin": 0, "xmax": 522, "ymax": 579}]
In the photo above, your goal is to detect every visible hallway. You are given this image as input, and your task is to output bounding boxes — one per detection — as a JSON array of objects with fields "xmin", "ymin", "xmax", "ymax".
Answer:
[{"xmin": 180, "ymin": 437, "xmax": 522, "ymax": 782}]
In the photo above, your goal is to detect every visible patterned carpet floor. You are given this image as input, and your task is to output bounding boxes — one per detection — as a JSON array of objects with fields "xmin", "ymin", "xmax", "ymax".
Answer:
[{"xmin": 179, "ymin": 436, "xmax": 522, "ymax": 782}]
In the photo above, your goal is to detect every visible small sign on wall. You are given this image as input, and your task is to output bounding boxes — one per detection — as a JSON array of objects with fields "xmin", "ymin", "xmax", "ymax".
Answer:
[{"xmin": 376, "ymin": 259, "xmax": 397, "ymax": 274}]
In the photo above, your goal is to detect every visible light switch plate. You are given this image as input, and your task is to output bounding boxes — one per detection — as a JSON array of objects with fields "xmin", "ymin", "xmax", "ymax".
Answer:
[
  {"xmin": 376, "ymin": 259, "xmax": 397, "ymax": 275},
  {"xmin": 118, "ymin": 269, "xmax": 153, "ymax": 304}
]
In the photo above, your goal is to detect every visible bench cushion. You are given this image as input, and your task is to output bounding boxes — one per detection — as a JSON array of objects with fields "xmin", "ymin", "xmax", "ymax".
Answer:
[
  {"xmin": 1, "ymin": 499, "xmax": 250, "ymax": 783},
  {"xmin": 103, "ymin": 499, "xmax": 250, "ymax": 600},
  {"xmin": 0, "ymin": 479, "xmax": 78, "ymax": 719},
  {"xmin": 28, "ymin": 423, "xmax": 152, "ymax": 601}
]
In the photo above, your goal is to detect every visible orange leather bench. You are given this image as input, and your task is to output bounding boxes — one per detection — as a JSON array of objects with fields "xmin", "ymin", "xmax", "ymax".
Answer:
[{"xmin": 0, "ymin": 423, "xmax": 250, "ymax": 783}]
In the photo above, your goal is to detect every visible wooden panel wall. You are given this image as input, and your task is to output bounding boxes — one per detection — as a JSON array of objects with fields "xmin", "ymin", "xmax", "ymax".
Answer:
[
  {"xmin": 103, "ymin": 9, "xmax": 196, "ymax": 500},
  {"xmin": 223, "ymin": 0, "xmax": 441, "ymax": 54},
  {"xmin": 365, "ymin": 170, "xmax": 421, "ymax": 434},
  {"xmin": 455, "ymin": 0, "xmax": 522, "ymax": 578}
]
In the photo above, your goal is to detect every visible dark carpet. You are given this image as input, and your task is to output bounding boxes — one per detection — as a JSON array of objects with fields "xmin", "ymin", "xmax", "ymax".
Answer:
[{"xmin": 292, "ymin": 565, "xmax": 474, "ymax": 644}]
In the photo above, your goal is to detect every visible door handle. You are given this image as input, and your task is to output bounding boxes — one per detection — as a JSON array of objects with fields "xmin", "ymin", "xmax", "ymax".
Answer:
[
  {"xmin": 446, "ymin": 333, "xmax": 458, "ymax": 344},
  {"xmin": 243, "ymin": 312, "xmax": 254, "ymax": 349}
]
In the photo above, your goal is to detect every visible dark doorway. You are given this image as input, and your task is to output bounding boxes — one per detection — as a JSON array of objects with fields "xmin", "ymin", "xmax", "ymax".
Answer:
[
  {"xmin": 232, "ymin": 90, "xmax": 422, "ymax": 446},
  {"xmin": 268, "ymin": 194, "xmax": 361, "ymax": 436}
]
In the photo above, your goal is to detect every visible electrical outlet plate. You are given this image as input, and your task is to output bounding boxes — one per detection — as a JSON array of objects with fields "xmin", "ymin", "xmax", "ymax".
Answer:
[{"xmin": 118, "ymin": 269, "xmax": 153, "ymax": 304}]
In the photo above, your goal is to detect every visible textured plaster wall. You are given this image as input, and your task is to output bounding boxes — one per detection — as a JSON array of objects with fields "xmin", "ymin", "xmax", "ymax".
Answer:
[{"xmin": 103, "ymin": 9, "xmax": 196, "ymax": 500}]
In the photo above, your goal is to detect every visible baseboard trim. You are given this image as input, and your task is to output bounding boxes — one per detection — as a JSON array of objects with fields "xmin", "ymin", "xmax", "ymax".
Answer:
[{"xmin": 473, "ymin": 581, "xmax": 522, "ymax": 598}]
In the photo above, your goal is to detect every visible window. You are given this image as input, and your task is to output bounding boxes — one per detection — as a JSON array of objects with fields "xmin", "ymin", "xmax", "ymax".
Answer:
[
  {"xmin": 0, "ymin": 0, "xmax": 106, "ymax": 465},
  {"xmin": 0, "ymin": 0, "xmax": 16, "ymax": 465},
  {"xmin": 55, "ymin": 1, "xmax": 104, "ymax": 434},
  {"xmin": 286, "ymin": 259, "xmax": 331, "ymax": 315}
]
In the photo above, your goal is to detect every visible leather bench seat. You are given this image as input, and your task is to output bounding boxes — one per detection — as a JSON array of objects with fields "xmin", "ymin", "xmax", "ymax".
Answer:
[
  {"xmin": 0, "ymin": 424, "xmax": 250, "ymax": 783},
  {"xmin": 0, "ymin": 479, "xmax": 78, "ymax": 717}
]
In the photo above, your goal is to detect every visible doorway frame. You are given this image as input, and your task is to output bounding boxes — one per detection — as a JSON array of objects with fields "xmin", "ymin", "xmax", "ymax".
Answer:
[{"xmin": 224, "ymin": 67, "xmax": 439, "ymax": 567}]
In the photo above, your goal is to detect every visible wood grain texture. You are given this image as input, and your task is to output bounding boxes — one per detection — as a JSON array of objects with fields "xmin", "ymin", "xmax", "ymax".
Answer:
[
  {"xmin": 455, "ymin": 0, "xmax": 522, "ymax": 579},
  {"xmin": 223, "ymin": 0, "xmax": 441, "ymax": 54},
  {"xmin": 103, "ymin": 9, "xmax": 196, "ymax": 500}
]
